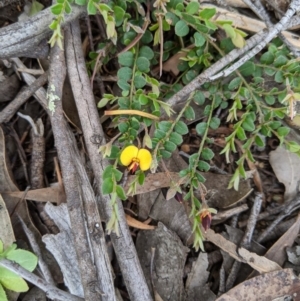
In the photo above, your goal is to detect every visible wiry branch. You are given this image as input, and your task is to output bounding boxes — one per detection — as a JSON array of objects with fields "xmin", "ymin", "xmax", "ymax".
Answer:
[
  {"xmin": 241, "ymin": 0, "xmax": 300, "ymax": 57},
  {"xmin": 210, "ymin": 0, "xmax": 300, "ymax": 81},
  {"xmin": 0, "ymin": 258, "xmax": 83, "ymax": 301}
]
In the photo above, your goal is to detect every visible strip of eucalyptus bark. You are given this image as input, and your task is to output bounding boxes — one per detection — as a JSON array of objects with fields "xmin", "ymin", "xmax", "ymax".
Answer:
[
  {"xmin": 0, "ymin": 4, "xmax": 86, "ymax": 58},
  {"xmin": 47, "ymin": 45, "xmax": 116, "ymax": 300},
  {"xmin": 12, "ymin": 50, "xmax": 115, "ymax": 301},
  {"xmin": 64, "ymin": 20, "xmax": 153, "ymax": 301}
]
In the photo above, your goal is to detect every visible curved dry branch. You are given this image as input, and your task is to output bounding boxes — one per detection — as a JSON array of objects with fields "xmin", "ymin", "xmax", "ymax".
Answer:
[{"xmin": 0, "ymin": 5, "xmax": 86, "ymax": 58}]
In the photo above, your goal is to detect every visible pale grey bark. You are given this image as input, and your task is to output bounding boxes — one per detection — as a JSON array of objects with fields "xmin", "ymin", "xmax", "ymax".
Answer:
[
  {"xmin": 241, "ymin": 0, "xmax": 300, "ymax": 56},
  {"xmin": 0, "ymin": 5, "xmax": 86, "ymax": 58},
  {"xmin": 210, "ymin": 0, "xmax": 300, "ymax": 81},
  {"xmin": 64, "ymin": 20, "xmax": 153, "ymax": 301},
  {"xmin": 0, "ymin": 258, "xmax": 83, "ymax": 301}
]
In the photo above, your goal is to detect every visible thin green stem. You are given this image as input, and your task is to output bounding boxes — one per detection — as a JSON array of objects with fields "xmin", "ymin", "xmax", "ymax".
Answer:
[{"xmin": 191, "ymin": 96, "xmax": 215, "ymax": 177}]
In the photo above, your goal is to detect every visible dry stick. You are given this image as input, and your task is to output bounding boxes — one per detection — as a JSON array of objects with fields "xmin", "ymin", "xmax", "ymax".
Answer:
[
  {"xmin": 209, "ymin": 0, "xmax": 300, "ymax": 82},
  {"xmin": 225, "ymin": 192, "xmax": 263, "ymax": 291},
  {"xmin": 47, "ymin": 44, "xmax": 115, "ymax": 301},
  {"xmin": 0, "ymin": 72, "xmax": 48, "ymax": 124},
  {"xmin": 257, "ymin": 193, "xmax": 300, "ymax": 243},
  {"xmin": 0, "ymin": 4, "xmax": 86, "ymax": 58},
  {"xmin": 218, "ymin": 264, "xmax": 226, "ymax": 296},
  {"xmin": 239, "ymin": 203, "xmax": 289, "ymax": 228},
  {"xmin": 0, "ymin": 258, "xmax": 83, "ymax": 301},
  {"xmin": 287, "ymin": 15, "xmax": 300, "ymax": 29},
  {"xmin": 17, "ymin": 113, "xmax": 45, "ymax": 189},
  {"xmin": 242, "ymin": 0, "xmax": 300, "ymax": 57},
  {"xmin": 18, "ymin": 216, "xmax": 56, "ymax": 286},
  {"xmin": 64, "ymin": 21, "xmax": 153, "ymax": 301}
]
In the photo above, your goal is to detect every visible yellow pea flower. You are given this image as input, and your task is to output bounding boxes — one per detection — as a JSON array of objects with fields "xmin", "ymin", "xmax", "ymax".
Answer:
[{"xmin": 120, "ymin": 145, "xmax": 152, "ymax": 172}]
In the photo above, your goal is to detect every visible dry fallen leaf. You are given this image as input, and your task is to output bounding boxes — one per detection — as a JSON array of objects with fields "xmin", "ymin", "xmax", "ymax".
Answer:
[
  {"xmin": 185, "ymin": 252, "xmax": 216, "ymax": 301},
  {"xmin": 269, "ymin": 147, "xmax": 300, "ymax": 201},
  {"xmin": 126, "ymin": 214, "xmax": 156, "ymax": 230},
  {"xmin": 216, "ymin": 269, "xmax": 300, "ymax": 301},
  {"xmin": 205, "ymin": 229, "xmax": 281, "ymax": 273},
  {"xmin": 0, "ymin": 194, "xmax": 15, "ymax": 248},
  {"xmin": 136, "ymin": 223, "xmax": 189, "ymax": 301},
  {"xmin": 126, "ymin": 171, "xmax": 252, "ymax": 209},
  {"xmin": 265, "ymin": 213, "xmax": 300, "ymax": 267},
  {"xmin": 1, "ymin": 183, "xmax": 66, "ymax": 204}
]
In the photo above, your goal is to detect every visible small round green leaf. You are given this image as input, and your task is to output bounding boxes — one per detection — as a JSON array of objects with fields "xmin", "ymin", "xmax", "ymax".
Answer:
[
  {"xmin": 196, "ymin": 122, "xmax": 207, "ymax": 136},
  {"xmin": 265, "ymin": 95, "xmax": 275, "ymax": 105},
  {"xmin": 194, "ymin": 91, "xmax": 205, "ymax": 105},
  {"xmin": 184, "ymin": 106, "xmax": 195, "ymax": 120},
  {"xmin": 209, "ymin": 117, "xmax": 220, "ymax": 130},
  {"xmin": 196, "ymin": 172, "xmax": 206, "ymax": 183},
  {"xmin": 175, "ymin": 20, "xmax": 189, "ymax": 37},
  {"xmin": 75, "ymin": 0, "xmax": 86, "ymax": 4},
  {"xmin": 65, "ymin": 1, "xmax": 72, "ymax": 14},
  {"xmin": 158, "ymin": 121, "xmax": 172, "ymax": 131},
  {"xmin": 103, "ymin": 165, "xmax": 113, "ymax": 179},
  {"xmin": 117, "ymin": 79, "xmax": 130, "ymax": 92},
  {"xmin": 242, "ymin": 116, "xmax": 255, "ymax": 132},
  {"xmin": 102, "ymin": 178, "xmax": 114, "ymax": 195},
  {"xmin": 169, "ymin": 132, "xmax": 183, "ymax": 145},
  {"xmin": 274, "ymin": 55, "xmax": 288, "ymax": 68},
  {"xmin": 6, "ymin": 250, "xmax": 37, "ymax": 272},
  {"xmin": 134, "ymin": 75, "xmax": 146, "ymax": 88},
  {"xmin": 236, "ymin": 127, "xmax": 247, "ymax": 140},
  {"xmin": 199, "ymin": 8, "xmax": 216, "ymax": 19},
  {"xmin": 275, "ymin": 70, "xmax": 284, "ymax": 83},
  {"xmin": 139, "ymin": 46, "xmax": 154, "ymax": 60},
  {"xmin": 136, "ymin": 57, "xmax": 150, "ymax": 72},
  {"xmin": 161, "ymin": 150, "xmax": 172, "ymax": 158},
  {"xmin": 117, "ymin": 67, "xmax": 132, "ymax": 81},
  {"xmin": 186, "ymin": 2, "xmax": 200, "ymax": 14},
  {"xmin": 277, "ymin": 126, "xmax": 290, "ymax": 137},
  {"xmin": 287, "ymin": 141, "xmax": 300, "ymax": 152},
  {"xmin": 154, "ymin": 129, "xmax": 166, "ymax": 139},
  {"xmin": 260, "ymin": 52, "xmax": 274, "ymax": 65},
  {"xmin": 174, "ymin": 121, "xmax": 189, "ymax": 135},
  {"xmin": 51, "ymin": 3, "xmax": 63, "ymax": 15},
  {"xmin": 97, "ymin": 98, "xmax": 109, "ymax": 108},
  {"xmin": 0, "ymin": 267, "xmax": 29, "ymax": 292},
  {"xmin": 238, "ymin": 61, "xmax": 255, "ymax": 76},
  {"xmin": 118, "ymin": 52, "xmax": 134, "ymax": 67},
  {"xmin": 194, "ymin": 32, "xmax": 206, "ymax": 47},
  {"xmin": 138, "ymin": 94, "xmax": 149, "ymax": 105},
  {"xmin": 228, "ymin": 77, "xmax": 242, "ymax": 91},
  {"xmin": 254, "ymin": 135, "xmax": 265, "ymax": 147},
  {"xmin": 112, "ymin": 169, "xmax": 123, "ymax": 182},
  {"xmin": 198, "ymin": 160, "xmax": 210, "ymax": 171},
  {"xmin": 164, "ymin": 140, "xmax": 177, "ymax": 152},
  {"xmin": 87, "ymin": 0, "xmax": 97, "ymax": 14},
  {"xmin": 201, "ymin": 148, "xmax": 214, "ymax": 160},
  {"xmin": 116, "ymin": 185, "xmax": 127, "ymax": 200},
  {"xmin": 138, "ymin": 171, "xmax": 145, "ymax": 185},
  {"xmin": 113, "ymin": 6, "xmax": 125, "ymax": 26}
]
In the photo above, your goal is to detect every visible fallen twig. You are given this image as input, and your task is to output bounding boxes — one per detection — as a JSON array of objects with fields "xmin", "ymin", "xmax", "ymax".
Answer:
[{"xmin": 0, "ymin": 258, "xmax": 83, "ymax": 301}]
